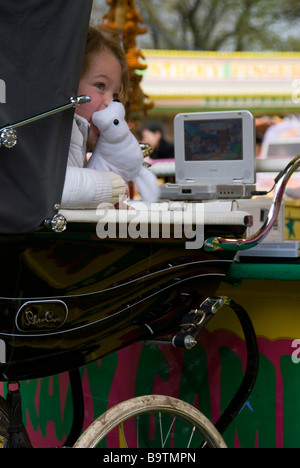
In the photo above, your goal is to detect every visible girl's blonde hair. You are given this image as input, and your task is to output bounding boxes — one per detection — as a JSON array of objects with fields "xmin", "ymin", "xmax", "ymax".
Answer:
[{"xmin": 81, "ymin": 25, "xmax": 129, "ymax": 102}]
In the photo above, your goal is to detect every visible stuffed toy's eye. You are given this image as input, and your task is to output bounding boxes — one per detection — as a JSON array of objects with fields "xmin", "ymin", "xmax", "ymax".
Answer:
[{"xmin": 113, "ymin": 119, "xmax": 119, "ymax": 126}]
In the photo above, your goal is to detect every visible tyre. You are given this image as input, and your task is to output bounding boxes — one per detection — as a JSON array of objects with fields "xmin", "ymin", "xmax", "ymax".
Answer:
[{"xmin": 74, "ymin": 395, "xmax": 227, "ymax": 448}]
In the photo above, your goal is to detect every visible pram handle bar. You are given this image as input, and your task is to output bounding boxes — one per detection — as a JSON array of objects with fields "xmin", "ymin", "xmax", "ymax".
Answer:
[
  {"xmin": 0, "ymin": 95, "xmax": 91, "ymax": 148},
  {"xmin": 204, "ymin": 153, "xmax": 300, "ymax": 252}
]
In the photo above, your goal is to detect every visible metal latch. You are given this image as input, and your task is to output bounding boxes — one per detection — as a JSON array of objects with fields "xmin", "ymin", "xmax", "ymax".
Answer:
[{"xmin": 172, "ymin": 296, "xmax": 230, "ymax": 349}]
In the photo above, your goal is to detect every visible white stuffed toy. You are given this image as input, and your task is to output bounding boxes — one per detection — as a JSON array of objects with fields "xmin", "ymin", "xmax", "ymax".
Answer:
[{"xmin": 86, "ymin": 100, "xmax": 160, "ymax": 203}]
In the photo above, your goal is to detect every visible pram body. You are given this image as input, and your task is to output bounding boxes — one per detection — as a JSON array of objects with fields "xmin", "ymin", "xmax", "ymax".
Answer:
[{"xmin": 0, "ymin": 210, "xmax": 250, "ymax": 381}]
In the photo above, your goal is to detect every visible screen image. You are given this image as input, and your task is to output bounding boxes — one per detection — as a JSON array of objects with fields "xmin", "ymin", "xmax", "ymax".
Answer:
[{"xmin": 184, "ymin": 118, "xmax": 243, "ymax": 161}]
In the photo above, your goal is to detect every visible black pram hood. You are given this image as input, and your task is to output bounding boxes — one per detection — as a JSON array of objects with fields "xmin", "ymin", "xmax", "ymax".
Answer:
[{"xmin": 0, "ymin": 0, "xmax": 92, "ymax": 233}]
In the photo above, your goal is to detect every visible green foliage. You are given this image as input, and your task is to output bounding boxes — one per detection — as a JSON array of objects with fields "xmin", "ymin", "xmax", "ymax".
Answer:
[{"xmin": 91, "ymin": 0, "xmax": 300, "ymax": 51}]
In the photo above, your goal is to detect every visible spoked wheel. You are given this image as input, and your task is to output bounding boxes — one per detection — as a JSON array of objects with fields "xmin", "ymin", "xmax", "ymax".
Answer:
[
  {"xmin": 74, "ymin": 395, "xmax": 227, "ymax": 448},
  {"xmin": 0, "ymin": 396, "xmax": 9, "ymax": 449}
]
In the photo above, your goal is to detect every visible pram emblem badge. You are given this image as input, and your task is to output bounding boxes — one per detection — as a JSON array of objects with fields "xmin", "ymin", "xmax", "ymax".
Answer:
[{"xmin": 16, "ymin": 300, "xmax": 68, "ymax": 333}]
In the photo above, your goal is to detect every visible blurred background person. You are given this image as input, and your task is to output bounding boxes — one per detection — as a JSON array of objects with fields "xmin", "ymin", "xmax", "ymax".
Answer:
[{"xmin": 140, "ymin": 122, "xmax": 174, "ymax": 160}]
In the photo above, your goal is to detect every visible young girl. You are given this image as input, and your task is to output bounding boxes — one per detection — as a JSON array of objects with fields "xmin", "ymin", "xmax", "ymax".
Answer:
[{"xmin": 61, "ymin": 26, "xmax": 129, "ymax": 209}]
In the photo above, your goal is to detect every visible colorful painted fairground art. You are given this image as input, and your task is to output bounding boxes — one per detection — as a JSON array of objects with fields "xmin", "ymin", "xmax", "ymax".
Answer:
[{"xmin": 1, "ymin": 277, "xmax": 300, "ymax": 449}]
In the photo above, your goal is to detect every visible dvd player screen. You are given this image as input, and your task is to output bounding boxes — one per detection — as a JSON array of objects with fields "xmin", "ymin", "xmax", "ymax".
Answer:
[{"xmin": 184, "ymin": 118, "xmax": 243, "ymax": 161}]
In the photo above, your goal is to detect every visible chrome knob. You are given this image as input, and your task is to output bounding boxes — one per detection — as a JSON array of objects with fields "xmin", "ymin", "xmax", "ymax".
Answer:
[
  {"xmin": 0, "ymin": 128, "xmax": 17, "ymax": 148},
  {"xmin": 44, "ymin": 213, "xmax": 67, "ymax": 233}
]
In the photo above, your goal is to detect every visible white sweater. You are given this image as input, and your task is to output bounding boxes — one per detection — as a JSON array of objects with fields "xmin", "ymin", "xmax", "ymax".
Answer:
[{"xmin": 61, "ymin": 114, "xmax": 126, "ymax": 209}]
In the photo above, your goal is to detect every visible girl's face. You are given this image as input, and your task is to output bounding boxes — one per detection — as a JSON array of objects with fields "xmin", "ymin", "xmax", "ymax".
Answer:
[{"xmin": 76, "ymin": 48, "xmax": 123, "ymax": 144}]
